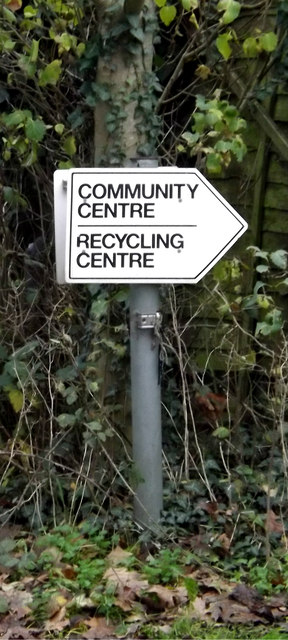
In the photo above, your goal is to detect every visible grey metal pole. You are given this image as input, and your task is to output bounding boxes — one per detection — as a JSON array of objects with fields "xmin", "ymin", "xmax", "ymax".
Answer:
[{"xmin": 130, "ymin": 284, "xmax": 163, "ymax": 527}]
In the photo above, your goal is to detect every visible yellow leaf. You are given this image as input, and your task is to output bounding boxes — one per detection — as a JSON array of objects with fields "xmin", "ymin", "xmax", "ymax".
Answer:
[
  {"xmin": 195, "ymin": 64, "xmax": 211, "ymax": 80},
  {"xmin": 189, "ymin": 11, "xmax": 199, "ymax": 28},
  {"xmin": 7, "ymin": 389, "xmax": 24, "ymax": 413}
]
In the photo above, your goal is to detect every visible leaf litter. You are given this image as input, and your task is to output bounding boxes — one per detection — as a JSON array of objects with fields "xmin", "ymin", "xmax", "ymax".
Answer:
[{"xmin": 0, "ymin": 531, "xmax": 287, "ymax": 638}]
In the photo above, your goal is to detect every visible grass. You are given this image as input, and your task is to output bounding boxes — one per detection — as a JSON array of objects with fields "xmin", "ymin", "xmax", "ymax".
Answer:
[{"xmin": 139, "ymin": 618, "xmax": 288, "ymax": 639}]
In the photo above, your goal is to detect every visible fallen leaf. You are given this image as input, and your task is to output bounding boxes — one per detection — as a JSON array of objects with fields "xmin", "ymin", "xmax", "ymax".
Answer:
[
  {"xmin": 216, "ymin": 532, "xmax": 231, "ymax": 554},
  {"xmin": 104, "ymin": 566, "xmax": 188, "ymax": 613},
  {"xmin": 1, "ymin": 587, "xmax": 33, "ymax": 619},
  {"xmin": 71, "ymin": 593, "xmax": 94, "ymax": 609},
  {"xmin": 230, "ymin": 584, "xmax": 274, "ymax": 622},
  {"xmin": 141, "ymin": 584, "xmax": 188, "ymax": 611},
  {"xmin": 61, "ymin": 564, "xmax": 77, "ymax": 580},
  {"xmin": 265, "ymin": 509, "xmax": 284, "ymax": 534},
  {"xmin": 197, "ymin": 500, "xmax": 219, "ymax": 517},
  {"xmin": 0, "ymin": 526, "xmax": 22, "ymax": 541},
  {"xmin": 46, "ymin": 592, "xmax": 68, "ymax": 618},
  {"xmin": 157, "ymin": 624, "xmax": 173, "ymax": 635},
  {"xmin": 0, "ymin": 624, "xmax": 37, "ymax": 639},
  {"xmin": 206, "ymin": 593, "xmax": 270, "ymax": 624},
  {"xmin": 107, "ymin": 546, "xmax": 133, "ymax": 567},
  {"xmin": 82, "ymin": 616, "xmax": 116, "ymax": 639},
  {"xmin": 104, "ymin": 566, "xmax": 149, "ymax": 610},
  {"xmin": 187, "ymin": 567, "xmax": 236, "ymax": 593},
  {"xmin": 44, "ymin": 606, "xmax": 69, "ymax": 631}
]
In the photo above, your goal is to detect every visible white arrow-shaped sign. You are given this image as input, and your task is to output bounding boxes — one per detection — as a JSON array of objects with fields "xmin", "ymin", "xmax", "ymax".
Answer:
[{"xmin": 54, "ymin": 167, "xmax": 247, "ymax": 283}]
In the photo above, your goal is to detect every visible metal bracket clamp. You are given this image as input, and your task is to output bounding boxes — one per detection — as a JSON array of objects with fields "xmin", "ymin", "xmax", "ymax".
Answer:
[{"xmin": 136, "ymin": 311, "xmax": 162, "ymax": 331}]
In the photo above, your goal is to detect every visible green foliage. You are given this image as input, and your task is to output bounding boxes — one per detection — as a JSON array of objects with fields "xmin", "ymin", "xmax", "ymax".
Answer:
[
  {"xmin": 179, "ymin": 93, "xmax": 247, "ymax": 174},
  {"xmin": 240, "ymin": 247, "xmax": 288, "ymax": 336},
  {"xmin": 156, "ymin": 0, "xmax": 199, "ymax": 27},
  {"xmin": 217, "ymin": 0, "xmax": 241, "ymax": 25},
  {"xmin": 142, "ymin": 548, "xmax": 184, "ymax": 584},
  {"xmin": 243, "ymin": 32, "xmax": 278, "ymax": 58}
]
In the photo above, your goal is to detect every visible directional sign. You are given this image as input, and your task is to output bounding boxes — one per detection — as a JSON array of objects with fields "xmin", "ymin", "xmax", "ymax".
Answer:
[{"xmin": 53, "ymin": 167, "xmax": 247, "ymax": 283}]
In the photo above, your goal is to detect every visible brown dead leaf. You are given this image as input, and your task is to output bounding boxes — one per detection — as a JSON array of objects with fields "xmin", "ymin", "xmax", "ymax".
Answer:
[
  {"xmin": 104, "ymin": 566, "xmax": 149, "ymax": 611},
  {"xmin": 187, "ymin": 567, "xmax": 236, "ymax": 593},
  {"xmin": 107, "ymin": 546, "xmax": 133, "ymax": 567},
  {"xmin": 104, "ymin": 566, "xmax": 188, "ymax": 614},
  {"xmin": 60, "ymin": 564, "xmax": 77, "ymax": 580},
  {"xmin": 82, "ymin": 616, "xmax": 116, "ymax": 639},
  {"xmin": 191, "ymin": 594, "xmax": 210, "ymax": 618},
  {"xmin": 197, "ymin": 500, "xmax": 219, "ymax": 517},
  {"xmin": 141, "ymin": 584, "xmax": 188, "ymax": 612},
  {"xmin": 5, "ymin": 0, "xmax": 22, "ymax": 11},
  {"xmin": 191, "ymin": 592, "xmax": 268, "ymax": 624},
  {"xmin": 265, "ymin": 509, "xmax": 284, "ymax": 534},
  {"xmin": 0, "ymin": 526, "xmax": 22, "ymax": 541},
  {"xmin": 216, "ymin": 533, "xmax": 231, "ymax": 555},
  {"xmin": 44, "ymin": 606, "xmax": 69, "ymax": 631},
  {"xmin": 46, "ymin": 592, "xmax": 68, "ymax": 618},
  {"xmin": 1, "ymin": 587, "xmax": 33, "ymax": 619},
  {"xmin": 0, "ymin": 623, "xmax": 37, "ymax": 639},
  {"xmin": 206, "ymin": 593, "xmax": 270, "ymax": 624},
  {"xmin": 230, "ymin": 584, "xmax": 274, "ymax": 622}
]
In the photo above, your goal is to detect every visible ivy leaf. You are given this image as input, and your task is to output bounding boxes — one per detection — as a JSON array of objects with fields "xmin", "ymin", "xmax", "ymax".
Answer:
[
  {"xmin": 7, "ymin": 388, "xmax": 24, "ymax": 413},
  {"xmin": 56, "ymin": 413, "xmax": 77, "ymax": 427},
  {"xmin": 3, "ymin": 186, "xmax": 27, "ymax": 207},
  {"xmin": 29, "ymin": 39, "xmax": 39, "ymax": 62},
  {"xmin": 212, "ymin": 426, "xmax": 230, "ymax": 439},
  {"xmin": 38, "ymin": 59, "xmax": 62, "ymax": 87},
  {"xmin": 182, "ymin": 131, "xmax": 200, "ymax": 144},
  {"xmin": 58, "ymin": 160, "xmax": 74, "ymax": 169},
  {"xmin": 181, "ymin": 0, "xmax": 198, "ymax": 9},
  {"xmin": 3, "ymin": 38, "xmax": 15, "ymax": 52},
  {"xmin": 5, "ymin": 0, "xmax": 22, "ymax": 11},
  {"xmin": 67, "ymin": 108, "xmax": 84, "ymax": 130},
  {"xmin": 130, "ymin": 27, "xmax": 144, "ymax": 42},
  {"xmin": 91, "ymin": 82, "xmax": 111, "ymax": 102},
  {"xmin": 62, "ymin": 135, "xmax": 76, "ymax": 156},
  {"xmin": 195, "ymin": 64, "xmax": 211, "ymax": 79},
  {"xmin": 18, "ymin": 55, "xmax": 36, "ymax": 77},
  {"xmin": 56, "ymin": 365, "xmax": 78, "ymax": 381},
  {"xmin": 256, "ymin": 309, "xmax": 283, "ymax": 336},
  {"xmin": 2, "ymin": 7, "xmax": 17, "ymax": 22},
  {"xmin": 216, "ymin": 32, "xmax": 232, "ymax": 59},
  {"xmin": 24, "ymin": 4, "xmax": 37, "ymax": 17},
  {"xmin": 243, "ymin": 36, "xmax": 259, "ymax": 57},
  {"xmin": 2, "ymin": 109, "xmax": 26, "ymax": 127},
  {"xmin": 25, "ymin": 117, "xmax": 46, "ymax": 142},
  {"xmin": 256, "ymin": 264, "xmax": 269, "ymax": 273},
  {"xmin": 230, "ymin": 135, "xmax": 247, "ymax": 161},
  {"xmin": 159, "ymin": 5, "xmax": 177, "ymax": 26},
  {"xmin": 55, "ymin": 123, "xmax": 65, "ymax": 135},
  {"xmin": 206, "ymin": 152, "xmax": 222, "ymax": 174},
  {"xmin": 155, "ymin": 0, "xmax": 166, "ymax": 6},
  {"xmin": 259, "ymin": 31, "xmax": 278, "ymax": 52},
  {"xmin": 270, "ymin": 249, "xmax": 287, "ymax": 270},
  {"xmin": 217, "ymin": 0, "xmax": 240, "ymax": 24}
]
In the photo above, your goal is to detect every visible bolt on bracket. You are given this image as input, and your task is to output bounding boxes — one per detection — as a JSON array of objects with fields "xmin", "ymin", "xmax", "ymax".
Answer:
[{"xmin": 136, "ymin": 312, "xmax": 162, "ymax": 330}]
